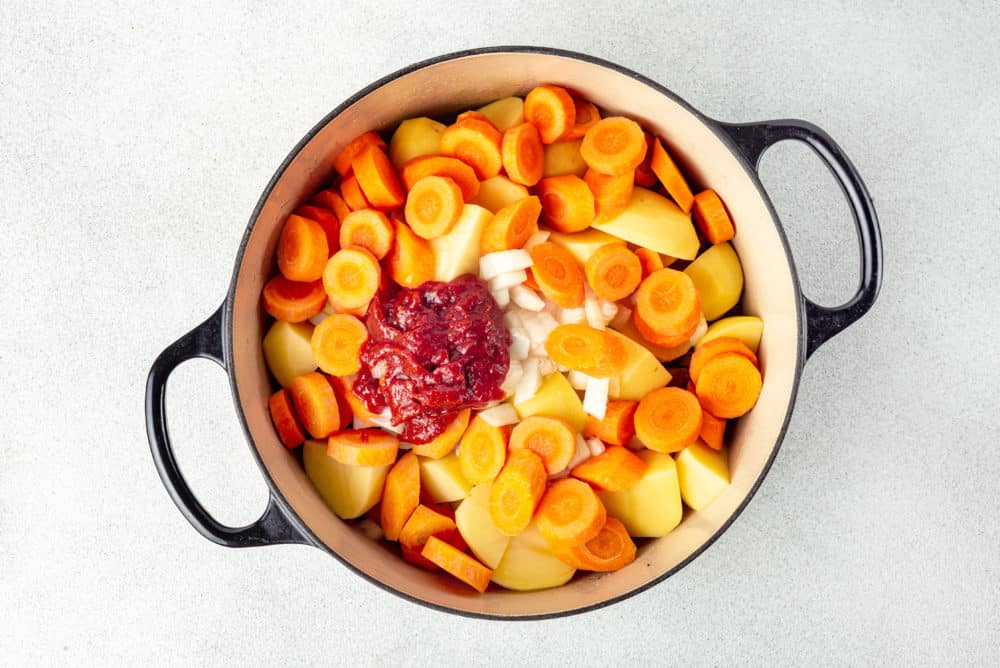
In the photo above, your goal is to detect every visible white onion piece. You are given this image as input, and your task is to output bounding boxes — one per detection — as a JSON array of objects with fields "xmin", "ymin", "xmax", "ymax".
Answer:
[
  {"xmin": 567, "ymin": 369, "xmax": 590, "ymax": 390},
  {"xmin": 586, "ymin": 437, "xmax": 606, "ymax": 457},
  {"xmin": 609, "ymin": 305, "xmax": 632, "ymax": 330},
  {"xmin": 688, "ymin": 313, "xmax": 709, "ymax": 346},
  {"xmin": 536, "ymin": 356, "xmax": 558, "ymax": 376},
  {"xmin": 514, "ymin": 357, "xmax": 541, "ymax": 405},
  {"xmin": 479, "ymin": 249, "xmax": 533, "ymax": 280},
  {"xmin": 501, "ymin": 359, "xmax": 523, "ymax": 397},
  {"xmin": 582, "ymin": 376, "xmax": 610, "ymax": 420},
  {"xmin": 558, "ymin": 307, "xmax": 586, "ymax": 325},
  {"xmin": 599, "ymin": 298, "xmax": 619, "ymax": 322},
  {"xmin": 503, "ymin": 309, "xmax": 524, "ymax": 331},
  {"xmin": 478, "ymin": 403, "xmax": 519, "ymax": 427},
  {"xmin": 309, "ymin": 311, "xmax": 329, "ymax": 326},
  {"xmin": 352, "ymin": 415, "xmax": 377, "ymax": 429},
  {"xmin": 510, "ymin": 285, "xmax": 545, "ymax": 311},
  {"xmin": 491, "ymin": 287, "xmax": 510, "ymax": 308},
  {"xmin": 509, "ymin": 327, "xmax": 530, "ymax": 361},
  {"xmin": 370, "ymin": 360, "xmax": 387, "ymax": 380},
  {"xmin": 565, "ymin": 433, "xmax": 591, "ymax": 471},
  {"xmin": 585, "ymin": 295, "xmax": 605, "ymax": 330},
  {"xmin": 370, "ymin": 409, "xmax": 402, "ymax": 434},
  {"xmin": 522, "ymin": 230, "xmax": 551, "ymax": 250},
  {"xmin": 489, "ymin": 270, "xmax": 527, "ymax": 291},
  {"xmin": 521, "ymin": 310, "xmax": 559, "ymax": 349}
]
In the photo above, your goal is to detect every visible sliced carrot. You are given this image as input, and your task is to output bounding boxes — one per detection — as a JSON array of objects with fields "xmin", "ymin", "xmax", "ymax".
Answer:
[
  {"xmin": 580, "ymin": 117, "xmax": 647, "ymax": 176},
  {"xmin": 633, "ymin": 132, "xmax": 657, "ymax": 187},
  {"xmin": 529, "ymin": 242, "xmax": 585, "ymax": 308},
  {"xmin": 509, "ymin": 415, "xmax": 577, "ymax": 475},
  {"xmin": 268, "ymin": 389, "xmax": 306, "ymax": 448},
  {"xmin": 634, "ymin": 386, "xmax": 702, "ymax": 453},
  {"xmin": 334, "ymin": 130, "xmax": 387, "ymax": 177},
  {"xmin": 583, "ymin": 399, "xmax": 637, "ymax": 446},
  {"xmin": 401, "ymin": 155, "xmax": 480, "ymax": 201},
  {"xmin": 692, "ymin": 189, "xmax": 735, "ymax": 244},
  {"xmin": 634, "ymin": 247, "xmax": 664, "ymax": 278},
  {"xmin": 310, "ymin": 189, "xmax": 353, "ymax": 223},
  {"xmin": 262, "ymin": 275, "xmax": 327, "ymax": 323},
  {"xmin": 523, "ymin": 84, "xmax": 576, "ymax": 144},
  {"xmin": 326, "ymin": 428, "xmax": 398, "ymax": 466},
  {"xmin": 650, "ymin": 137, "xmax": 694, "ymax": 213},
  {"xmin": 295, "ymin": 205, "xmax": 340, "ymax": 253},
  {"xmin": 537, "ymin": 175, "xmax": 595, "ymax": 233},
  {"xmin": 584, "ymin": 243, "xmax": 642, "ymax": 301},
  {"xmin": 501, "ymin": 122, "xmax": 544, "ymax": 186},
  {"xmin": 340, "ymin": 174, "xmax": 372, "ymax": 211},
  {"xmin": 277, "ymin": 214, "xmax": 329, "ymax": 282},
  {"xmin": 327, "ymin": 376, "xmax": 355, "ymax": 426},
  {"xmin": 288, "ymin": 371, "xmax": 341, "ymax": 438},
  {"xmin": 380, "ymin": 451, "xmax": 420, "ymax": 541},
  {"xmin": 399, "ymin": 504, "xmax": 464, "ymax": 571},
  {"xmin": 570, "ymin": 445, "xmax": 647, "ymax": 491},
  {"xmin": 699, "ymin": 410, "xmax": 727, "ymax": 451},
  {"xmin": 455, "ymin": 110, "xmax": 494, "ymax": 126},
  {"xmin": 633, "ymin": 268, "xmax": 702, "ymax": 348},
  {"xmin": 338, "ymin": 208, "xmax": 395, "ymax": 260},
  {"xmin": 310, "ymin": 313, "xmax": 368, "ymax": 376},
  {"xmin": 479, "ymin": 195, "xmax": 541, "ymax": 253},
  {"xmin": 523, "ymin": 267, "xmax": 540, "ymax": 291},
  {"xmin": 440, "ymin": 118, "xmax": 503, "ymax": 180},
  {"xmin": 322, "ymin": 246, "xmax": 381, "ymax": 313},
  {"xmin": 689, "ymin": 336, "xmax": 759, "ymax": 384},
  {"xmin": 404, "ymin": 175, "xmax": 463, "ymax": 239},
  {"xmin": 387, "ymin": 217, "xmax": 435, "ymax": 288},
  {"xmin": 489, "ymin": 449, "xmax": 547, "ymax": 536},
  {"xmin": 421, "ymin": 535, "xmax": 493, "ymax": 592},
  {"xmin": 584, "ymin": 167, "xmax": 634, "ymax": 221},
  {"xmin": 536, "ymin": 478, "xmax": 606, "ymax": 547},
  {"xmin": 352, "ymin": 144, "xmax": 404, "ymax": 210},
  {"xmin": 550, "ymin": 517, "xmax": 636, "ymax": 572},
  {"xmin": 565, "ymin": 98, "xmax": 601, "ymax": 140},
  {"xmin": 411, "ymin": 408, "xmax": 471, "ymax": 459},
  {"xmin": 545, "ymin": 323, "xmax": 628, "ymax": 378},
  {"xmin": 695, "ymin": 353, "xmax": 763, "ymax": 418},
  {"xmin": 458, "ymin": 416, "xmax": 510, "ymax": 484}
]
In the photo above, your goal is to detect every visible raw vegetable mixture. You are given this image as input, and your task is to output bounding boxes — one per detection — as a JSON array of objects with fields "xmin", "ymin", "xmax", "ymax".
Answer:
[{"xmin": 259, "ymin": 84, "xmax": 765, "ymax": 593}]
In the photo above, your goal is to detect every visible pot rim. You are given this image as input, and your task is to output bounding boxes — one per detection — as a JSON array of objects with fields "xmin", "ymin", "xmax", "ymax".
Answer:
[{"xmin": 223, "ymin": 45, "xmax": 806, "ymax": 619}]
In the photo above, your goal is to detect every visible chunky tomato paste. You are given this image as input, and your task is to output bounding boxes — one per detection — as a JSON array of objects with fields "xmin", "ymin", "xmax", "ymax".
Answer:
[{"xmin": 353, "ymin": 275, "xmax": 510, "ymax": 443}]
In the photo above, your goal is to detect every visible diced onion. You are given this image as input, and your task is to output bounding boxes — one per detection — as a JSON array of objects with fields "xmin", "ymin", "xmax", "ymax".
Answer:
[
  {"xmin": 521, "ymin": 310, "xmax": 559, "ymax": 349},
  {"xmin": 582, "ymin": 376, "xmax": 610, "ymax": 420},
  {"xmin": 370, "ymin": 409, "xmax": 402, "ymax": 434},
  {"xmin": 585, "ymin": 296, "xmax": 605, "ymax": 330},
  {"xmin": 309, "ymin": 311, "xmax": 329, "ymax": 326},
  {"xmin": 558, "ymin": 307, "xmax": 586, "ymax": 325},
  {"xmin": 565, "ymin": 433, "xmax": 591, "ymax": 471},
  {"xmin": 586, "ymin": 437, "xmax": 606, "ymax": 457},
  {"xmin": 599, "ymin": 298, "xmax": 619, "ymax": 322},
  {"xmin": 503, "ymin": 309, "xmax": 524, "ymax": 331},
  {"xmin": 478, "ymin": 403, "xmax": 519, "ymax": 427},
  {"xmin": 688, "ymin": 313, "xmax": 709, "ymax": 346},
  {"xmin": 522, "ymin": 230, "xmax": 551, "ymax": 250},
  {"xmin": 509, "ymin": 327, "xmax": 530, "ymax": 361},
  {"xmin": 510, "ymin": 285, "xmax": 546, "ymax": 312},
  {"xmin": 537, "ymin": 356, "xmax": 558, "ymax": 376},
  {"xmin": 567, "ymin": 369, "xmax": 590, "ymax": 390},
  {"xmin": 489, "ymin": 270, "xmax": 527, "ymax": 291},
  {"xmin": 501, "ymin": 359, "xmax": 523, "ymax": 397},
  {"xmin": 491, "ymin": 287, "xmax": 510, "ymax": 308},
  {"xmin": 479, "ymin": 249, "xmax": 533, "ymax": 280},
  {"xmin": 514, "ymin": 357, "xmax": 541, "ymax": 405}
]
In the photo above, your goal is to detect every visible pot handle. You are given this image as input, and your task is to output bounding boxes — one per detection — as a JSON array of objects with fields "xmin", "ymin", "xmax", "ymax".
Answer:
[
  {"xmin": 718, "ymin": 119, "xmax": 883, "ymax": 357},
  {"xmin": 145, "ymin": 304, "xmax": 310, "ymax": 547}
]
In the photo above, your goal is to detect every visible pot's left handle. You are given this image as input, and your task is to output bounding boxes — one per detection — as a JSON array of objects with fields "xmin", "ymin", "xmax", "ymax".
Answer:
[{"xmin": 145, "ymin": 304, "xmax": 310, "ymax": 547}]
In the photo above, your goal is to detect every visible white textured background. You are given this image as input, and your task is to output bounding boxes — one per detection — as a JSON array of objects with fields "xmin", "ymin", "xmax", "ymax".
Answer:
[{"xmin": 2, "ymin": 1, "xmax": 998, "ymax": 665}]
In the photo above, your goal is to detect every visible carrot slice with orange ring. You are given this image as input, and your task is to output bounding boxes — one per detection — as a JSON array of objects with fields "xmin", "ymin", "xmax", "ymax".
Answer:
[
  {"xmin": 479, "ymin": 195, "xmax": 541, "ymax": 253},
  {"xmin": 401, "ymin": 155, "xmax": 480, "ymax": 201},
  {"xmin": 633, "ymin": 268, "xmax": 702, "ymax": 348},
  {"xmin": 288, "ymin": 371, "xmax": 342, "ymax": 439},
  {"xmin": 323, "ymin": 246, "xmax": 381, "ymax": 313},
  {"xmin": 689, "ymin": 336, "xmax": 759, "ymax": 384},
  {"xmin": 404, "ymin": 175, "xmax": 464, "ymax": 239},
  {"xmin": 580, "ymin": 117, "xmax": 647, "ymax": 176},
  {"xmin": 694, "ymin": 353, "xmax": 763, "ymax": 419},
  {"xmin": 489, "ymin": 449, "xmax": 547, "ymax": 536},
  {"xmin": 509, "ymin": 415, "xmax": 577, "ymax": 475},
  {"xmin": 524, "ymin": 84, "xmax": 576, "ymax": 144},
  {"xmin": 544, "ymin": 324, "xmax": 628, "ymax": 378},
  {"xmin": 262, "ymin": 275, "xmax": 327, "ymax": 323},
  {"xmin": 501, "ymin": 122, "xmax": 544, "ymax": 186},
  {"xmin": 537, "ymin": 175, "xmax": 595, "ymax": 233},
  {"xmin": 549, "ymin": 517, "xmax": 636, "ymax": 571},
  {"xmin": 327, "ymin": 429, "xmax": 399, "ymax": 466},
  {"xmin": 440, "ymin": 117, "xmax": 503, "ymax": 180},
  {"xmin": 277, "ymin": 214, "xmax": 329, "ymax": 282},
  {"xmin": 584, "ymin": 167, "xmax": 635, "ymax": 221},
  {"xmin": 339, "ymin": 208, "xmax": 395, "ymax": 259},
  {"xmin": 633, "ymin": 387, "xmax": 702, "ymax": 453},
  {"xmin": 535, "ymin": 478, "xmax": 606, "ymax": 547},
  {"xmin": 529, "ymin": 242, "xmax": 585, "ymax": 308},
  {"xmin": 311, "ymin": 313, "xmax": 368, "ymax": 376},
  {"xmin": 584, "ymin": 243, "xmax": 642, "ymax": 301},
  {"xmin": 352, "ymin": 145, "xmax": 405, "ymax": 210}
]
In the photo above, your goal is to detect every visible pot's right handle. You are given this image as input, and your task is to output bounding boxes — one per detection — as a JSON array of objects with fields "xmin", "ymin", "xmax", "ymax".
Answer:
[{"xmin": 718, "ymin": 119, "xmax": 883, "ymax": 358}]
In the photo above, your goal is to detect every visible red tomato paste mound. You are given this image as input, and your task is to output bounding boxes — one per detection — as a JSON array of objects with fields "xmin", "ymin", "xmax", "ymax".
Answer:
[{"xmin": 353, "ymin": 275, "xmax": 510, "ymax": 443}]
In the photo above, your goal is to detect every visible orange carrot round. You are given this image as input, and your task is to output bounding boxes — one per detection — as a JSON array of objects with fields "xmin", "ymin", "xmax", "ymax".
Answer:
[
  {"xmin": 387, "ymin": 218, "xmax": 435, "ymax": 288},
  {"xmin": 535, "ymin": 478, "xmax": 606, "ymax": 547},
  {"xmin": 340, "ymin": 174, "xmax": 372, "ymax": 211},
  {"xmin": 692, "ymin": 189, "xmax": 735, "ymax": 244},
  {"xmin": 326, "ymin": 376, "xmax": 355, "ymax": 427},
  {"xmin": 501, "ymin": 122, "xmax": 544, "ymax": 186},
  {"xmin": 310, "ymin": 189, "xmax": 353, "ymax": 223},
  {"xmin": 458, "ymin": 416, "xmax": 510, "ymax": 485},
  {"xmin": 580, "ymin": 117, "xmax": 646, "ymax": 176},
  {"xmin": 689, "ymin": 336, "xmax": 759, "ymax": 384},
  {"xmin": 529, "ymin": 242, "xmax": 585, "ymax": 308},
  {"xmin": 694, "ymin": 353, "xmax": 763, "ymax": 418},
  {"xmin": 584, "ymin": 167, "xmax": 634, "ymax": 221},
  {"xmin": 650, "ymin": 137, "xmax": 695, "ymax": 213},
  {"xmin": 439, "ymin": 118, "xmax": 503, "ymax": 180},
  {"xmin": 583, "ymin": 399, "xmax": 638, "ymax": 446},
  {"xmin": 334, "ymin": 131, "xmax": 386, "ymax": 177},
  {"xmin": 310, "ymin": 313, "xmax": 368, "ymax": 376},
  {"xmin": 401, "ymin": 155, "xmax": 480, "ymax": 201},
  {"xmin": 326, "ymin": 429, "xmax": 399, "ymax": 466},
  {"xmin": 268, "ymin": 389, "xmax": 306, "ymax": 448},
  {"xmin": 339, "ymin": 208, "xmax": 395, "ymax": 259},
  {"xmin": 633, "ymin": 131, "xmax": 657, "ymax": 187},
  {"xmin": 479, "ymin": 195, "xmax": 541, "ymax": 253},
  {"xmin": 295, "ymin": 205, "xmax": 340, "ymax": 252},
  {"xmin": 288, "ymin": 371, "xmax": 342, "ymax": 439},
  {"xmin": 399, "ymin": 504, "xmax": 463, "ymax": 571},
  {"xmin": 352, "ymin": 144, "xmax": 405, "ymax": 210},
  {"xmin": 277, "ymin": 214, "xmax": 329, "ymax": 282},
  {"xmin": 509, "ymin": 415, "xmax": 577, "ymax": 475},
  {"xmin": 570, "ymin": 445, "xmax": 648, "ymax": 491},
  {"xmin": 421, "ymin": 535, "xmax": 493, "ymax": 592},
  {"xmin": 523, "ymin": 84, "xmax": 576, "ymax": 144},
  {"xmin": 699, "ymin": 410, "xmax": 727, "ymax": 451},
  {"xmin": 634, "ymin": 387, "xmax": 702, "ymax": 453},
  {"xmin": 544, "ymin": 324, "xmax": 628, "ymax": 378},
  {"xmin": 537, "ymin": 175, "xmax": 595, "ymax": 233},
  {"xmin": 550, "ymin": 517, "xmax": 636, "ymax": 572},
  {"xmin": 411, "ymin": 408, "xmax": 471, "ymax": 459},
  {"xmin": 456, "ymin": 110, "xmax": 495, "ymax": 126},
  {"xmin": 489, "ymin": 449, "xmax": 547, "ymax": 536},
  {"xmin": 262, "ymin": 275, "xmax": 327, "ymax": 323},
  {"xmin": 633, "ymin": 268, "xmax": 702, "ymax": 347},
  {"xmin": 381, "ymin": 451, "xmax": 420, "ymax": 542},
  {"xmin": 322, "ymin": 246, "xmax": 381, "ymax": 313},
  {"xmin": 584, "ymin": 243, "xmax": 642, "ymax": 301},
  {"xmin": 565, "ymin": 98, "xmax": 601, "ymax": 140},
  {"xmin": 634, "ymin": 247, "xmax": 664, "ymax": 278},
  {"xmin": 404, "ymin": 175, "xmax": 463, "ymax": 239}
]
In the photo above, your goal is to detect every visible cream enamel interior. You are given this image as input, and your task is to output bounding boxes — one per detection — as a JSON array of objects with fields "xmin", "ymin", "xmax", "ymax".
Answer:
[{"xmin": 231, "ymin": 52, "xmax": 800, "ymax": 617}]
